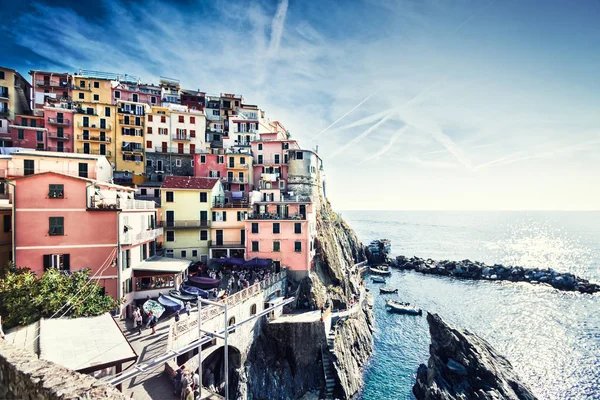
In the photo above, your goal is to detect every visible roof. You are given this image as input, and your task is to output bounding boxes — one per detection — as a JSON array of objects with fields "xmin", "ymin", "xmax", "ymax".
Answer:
[
  {"xmin": 10, "ymin": 171, "xmax": 135, "ymax": 192},
  {"xmin": 133, "ymin": 256, "xmax": 190, "ymax": 273},
  {"xmin": 11, "ymin": 150, "xmax": 101, "ymax": 160},
  {"xmin": 6, "ymin": 314, "xmax": 136, "ymax": 373},
  {"xmin": 161, "ymin": 176, "xmax": 220, "ymax": 190}
]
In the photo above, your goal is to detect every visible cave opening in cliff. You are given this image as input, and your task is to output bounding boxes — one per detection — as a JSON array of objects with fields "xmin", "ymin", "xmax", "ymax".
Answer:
[{"xmin": 202, "ymin": 345, "xmax": 243, "ymax": 399}]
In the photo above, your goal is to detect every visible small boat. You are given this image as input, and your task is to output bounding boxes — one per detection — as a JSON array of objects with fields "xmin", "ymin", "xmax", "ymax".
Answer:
[
  {"xmin": 180, "ymin": 284, "xmax": 210, "ymax": 299},
  {"xmin": 379, "ymin": 287, "xmax": 398, "ymax": 294},
  {"xmin": 187, "ymin": 276, "xmax": 221, "ymax": 289},
  {"xmin": 370, "ymin": 267, "xmax": 391, "ymax": 275},
  {"xmin": 372, "ymin": 277, "xmax": 386, "ymax": 283},
  {"xmin": 142, "ymin": 299, "xmax": 165, "ymax": 319},
  {"xmin": 169, "ymin": 290, "xmax": 198, "ymax": 303},
  {"xmin": 385, "ymin": 299, "xmax": 422, "ymax": 315},
  {"xmin": 158, "ymin": 293, "xmax": 184, "ymax": 312}
]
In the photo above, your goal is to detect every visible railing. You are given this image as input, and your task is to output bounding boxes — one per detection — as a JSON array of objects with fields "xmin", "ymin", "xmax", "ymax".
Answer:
[
  {"xmin": 172, "ymin": 271, "xmax": 287, "ymax": 339},
  {"xmin": 261, "ymin": 172, "xmax": 280, "ymax": 182},
  {"xmin": 74, "ymin": 109, "xmax": 98, "ymax": 116},
  {"xmin": 207, "ymin": 241, "xmax": 246, "ymax": 248},
  {"xmin": 227, "ymin": 163, "xmax": 250, "ymax": 169},
  {"xmin": 117, "ymin": 108, "xmax": 145, "ymax": 116},
  {"xmin": 220, "ymin": 177, "xmax": 247, "ymax": 184},
  {"xmin": 77, "ymin": 121, "xmax": 111, "ymax": 130},
  {"xmin": 76, "ymin": 149, "xmax": 112, "ymax": 156},
  {"xmin": 122, "ymin": 228, "xmax": 164, "ymax": 245},
  {"xmin": 247, "ymin": 213, "xmax": 305, "ymax": 220},
  {"xmin": 78, "ymin": 134, "xmax": 111, "ymax": 143},
  {"xmin": 47, "ymin": 133, "xmax": 70, "ymax": 140},
  {"xmin": 234, "ymin": 141, "xmax": 252, "ymax": 147},
  {"xmin": 119, "ymin": 118, "xmax": 144, "ymax": 126},
  {"xmin": 47, "ymin": 118, "xmax": 71, "ymax": 126},
  {"xmin": 254, "ymin": 195, "xmax": 312, "ymax": 203},
  {"xmin": 213, "ymin": 200, "xmax": 250, "ymax": 208},
  {"xmin": 172, "ymin": 135, "xmax": 191, "ymax": 141},
  {"xmin": 45, "ymin": 146, "xmax": 71, "ymax": 152},
  {"xmin": 158, "ymin": 220, "xmax": 211, "ymax": 228},
  {"xmin": 35, "ymin": 80, "xmax": 76, "ymax": 89},
  {"xmin": 255, "ymin": 157, "xmax": 284, "ymax": 165},
  {"xmin": 122, "ymin": 129, "xmax": 143, "ymax": 137},
  {"xmin": 210, "ymin": 140, "xmax": 223, "ymax": 148},
  {"xmin": 122, "ymin": 147, "xmax": 143, "ymax": 153},
  {"xmin": 88, "ymin": 197, "xmax": 156, "ymax": 210}
]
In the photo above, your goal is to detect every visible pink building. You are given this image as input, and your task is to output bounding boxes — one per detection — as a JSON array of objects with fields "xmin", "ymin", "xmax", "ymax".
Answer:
[
  {"xmin": 44, "ymin": 106, "xmax": 74, "ymax": 152},
  {"xmin": 9, "ymin": 115, "xmax": 46, "ymax": 150},
  {"xmin": 29, "ymin": 70, "xmax": 74, "ymax": 113},
  {"xmin": 194, "ymin": 152, "xmax": 228, "ymax": 179},
  {"xmin": 251, "ymin": 133, "xmax": 299, "ymax": 191},
  {"xmin": 112, "ymin": 82, "xmax": 161, "ymax": 106}
]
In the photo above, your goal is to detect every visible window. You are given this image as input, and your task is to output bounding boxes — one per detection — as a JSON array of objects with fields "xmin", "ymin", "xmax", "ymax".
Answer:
[
  {"xmin": 192, "ymin": 250, "xmax": 198, "ymax": 257},
  {"xmin": 141, "ymin": 188, "xmax": 147, "ymax": 195},
  {"xmin": 3, "ymin": 214, "xmax": 11, "ymax": 232},
  {"xmin": 251, "ymin": 223, "xmax": 259, "ymax": 234},
  {"xmin": 274, "ymin": 154, "xmax": 280, "ymax": 164},
  {"xmin": 151, "ymin": 96, "xmax": 156, "ymax": 104},
  {"xmin": 257, "ymin": 155, "xmax": 263, "ymax": 164},
  {"xmin": 93, "ymin": 94, "xmax": 99, "ymax": 101},
  {"xmin": 135, "ymin": 274, "xmax": 174, "ymax": 291},
  {"xmin": 295, "ymin": 241, "xmax": 302, "ymax": 252},
  {"xmin": 200, "ymin": 155, "xmax": 206, "ymax": 163},
  {"xmin": 146, "ymin": 140, "xmax": 152, "ymax": 148},
  {"xmin": 94, "ymin": 81, "xmax": 100, "ymax": 88},
  {"xmin": 80, "ymin": 80, "xmax": 86, "ymax": 87},
  {"xmin": 148, "ymin": 114, "xmax": 153, "ymax": 122},
  {"xmin": 217, "ymin": 156, "xmax": 224, "ymax": 164},
  {"xmin": 161, "ymin": 116, "xmax": 166, "ymax": 123},
  {"xmin": 181, "ymin": 250, "xmax": 187, "ymax": 258},
  {"xmin": 190, "ymin": 130, "xmax": 196, "ymax": 138},
  {"xmin": 212, "ymin": 110, "xmax": 219, "ymax": 116},
  {"xmin": 146, "ymin": 160, "xmax": 152, "ymax": 168},
  {"xmin": 190, "ymin": 116, "xmax": 195, "ymax": 124},
  {"xmin": 250, "ymin": 304, "xmax": 257, "ymax": 315},
  {"xmin": 147, "ymin": 127, "xmax": 153, "ymax": 134},
  {"xmin": 36, "ymin": 131, "xmax": 43, "ymax": 142},
  {"xmin": 78, "ymin": 163, "xmax": 88, "ymax": 178},
  {"xmin": 222, "ymin": 211, "xmax": 227, "ymax": 221},
  {"xmin": 166, "ymin": 231, "xmax": 175, "ymax": 241},
  {"xmin": 237, "ymin": 211, "xmax": 243, "ymax": 221},
  {"xmin": 294, "ymin": 222, "xmax": 302, "ymax": 234},
  {"xmin": 200, "ymin": 192, "xmax": 207, "ymax": 202},
  {"xmin": 114, "ymin": 91, "xmax": 121, "ymax": 99},
  {"xmin": 78, "ymin": 92, "xmax": 84, "ymax": 99},
  {"xmin": 191, "ymin": 159, "xmax": 194, "ymax": 167},
  {"xmin": 273, "ymin": 223, "xmax": 280, "ymax": 234},
  {"xmin": 18, "ymin": 129, "xmax": 24, "ymax": 140},
  {"xmin": 258, "ymin": 143, "xmax": 263, "ymax": 150},
  {"xmin": 105, "ymin": 107, "xmax": 111, "ymax": 117},
  {"xmin": 178, "ymin": 115, "xmax": 184, "ymax": 123},
  {"xmin": 48, "ymin": 184, "xmax": 64, "ymax": 198},
  {"xmin": 273, "ymin": 241, "xmax": 280, "ymax": 252},
  {"xmin": 43, "ymin": 254, "xmax": 70, "ymax": 271},
  {"xmin": 279, "ymin": 180, "xmax": 285, "ymax": 189},
  {"xmin": 251, "ymin": 241, "xmax": 259, "ymax": 252},
  {"xmin": 166, "ymin": 191, "xmax": 174, "ymax": 202},
  {"xmin": 36, "ymin": 143, "xmax": 44, "ymax": 151},
  {"xmin": 49, "ymin": 217, "xmax": 64, "ymax": 236},
  {"xmin": 296, "ymin": 151, "xmax": 304, "ymax": 159},
  {"xmin": 0, "ymin": 71, "xmax": 4, "ymax": 79},
  {"xmin": 200, "ymin": 230, "xmax": 208, "ymax": 240},
  {"xmin": 24, "ymin": 160, "xmax": 34, "ymax": 175},
  {"xmin": 240, "ymin": 157, "xmax": 246, "ymax": 165},
  {"xmin": 175, "ymin": 159, "xmax": 181, "ymax": 167}
]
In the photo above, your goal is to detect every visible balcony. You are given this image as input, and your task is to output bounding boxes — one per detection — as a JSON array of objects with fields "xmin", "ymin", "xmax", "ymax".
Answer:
[
  {"xmin": 255, "ymin": 195, "xmax": 312, "ymax": 203},
  {"xmin": 210, "ymin": 140, "xmax": 223, "ymax": 149},
  {"xmin": 122, "ymin": 228, "xmax": 164, "ymax": 246},
  {"xmin": 75, "ymin": 109, "xmax": 98, "ymax": 116},
  {"xmin": 152, "ymin": 146, "xmax": 206, "ymax": 155},
  {"xmin": 247, "ymin": 213, "xmax": 305, "ymax": 220},
  {"xmin": 208, "ymin": 240, "xmax": 245, "ymax": 248},
  {"xmin": 78, "ymin": 134, "xmax": 111, "ymax": 143},
  {"xmin": 117, "ymin": 108, "xmax": 145, "ymax": 116},
  {"xmin": 227, "ymin": 163, "xmax": 250, "ymax": 170},
  {"xmin": 88, "ymin": 197, "xmax": 156, "ymax": 211},
  {"xmin": 35, "ymin": 80, "xmax": 75, "ymax": 89},
  {"xmin": 77, "ymin": 122, "xmax": 111, "ymax": 131},
  {"xmin": 122, "ymin": 129, "xmax": 144, "ymax": 137},
  {"xmin": 172, "ymin": 134, "xmax": 191, "ymax": 141},
  {"xmin": 46, "ymin": 146, "xmax": 71, "ymax": 152},
  {"xmin": 119, "ymin": 118, "xmax": 144, "ymax": 127},
  {"xmin": 47, "ymin": 133, "xmax": 71, "ymax": 140},
  {"xmin": 221, "ymin": 177, "xmax": 247, "ymax": 184},
  {"xmin": 254, "ymin": 157, "xmax": 283, "ymax": 166},
  {"xmin": 234, "ymin": 141, "xmax": 252, "ymax": 147},
  {"xmin": 158, "ymin": 220, "xmax": 211, "ymax": 229},
  {"xmin": 213, "ymin": 196, "xmax": 250, "ymax": 208},
  {"xmin": 261, "ymin": 172, "xmax": 280, "ymax": 182},
  {"xmin": 47, "ymin": 118, "xmax": 71, "ymax": 126},
  {"xmin": 77, "ymin": 149, "xmax": 112, "ymax": 156},
  {"xmin": 122, "ymin": 147, "xmax": 143, "ymax": 154}
]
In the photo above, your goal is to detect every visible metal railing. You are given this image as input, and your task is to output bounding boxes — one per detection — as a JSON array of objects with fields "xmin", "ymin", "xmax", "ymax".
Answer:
[
  {"xmin": 77, "ymin": 134, "xmax": 111, "ymax": 143},
  {"xmin": 119, "ymin": 118, "xmax": 144, "ymax": 126},
  {"xmin": 227, "ymin": 163, "xmax": 250, "ymax": 169},
  {"xmin": 77, "ymin": 121, "xmax": 111, "ymax": 130},
  {"xmin": 158, "ymin": 220, "xmax": 211, "ymax": 228},
  {"xmin": 47, "ymin": 118, "xmax": 71, "ymax": 126},
  {"xmin": 117, "ymin": 108, "xmax": 145, "ymax": 116},
  {"xmin": 221, "ymin": 177, "xmax": 247, "ymax": 184},
  {"xmin": 122, "ymin": 228, "xmax": 164, "ymax": 245},
  {"xmin": 88, "ymin": 197, "xmax": 156, "ymax": 210},
  {"xmin": 171, "ymin": 135, "xmax": 191, "ymax": 141},
  {"xmin": 76, "ymin": 149, "xmax": 112, "ymax": 156},
  {"xmin": 47, "ymin": 133, "xmax": 70, "ymax": 140},
  {"xmin": 246, "ymin": 213, "xmax": 306, "ymax": 220},
  {"xmin": 208, "ymin": 241, "xmax": 246, "ymax": 248}
]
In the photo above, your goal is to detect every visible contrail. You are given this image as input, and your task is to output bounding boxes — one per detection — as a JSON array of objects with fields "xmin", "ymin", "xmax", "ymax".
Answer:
[
  {"xmin": 360, "ymin": 125, "xmax": 409, "ymax": 164},
  {"xmin": 328, "ymin": 112, "xmax": 396, "ymax": 160},
  {"xmin": 310, "ymin": 91, "xmax": 377, "ymax": 141}
]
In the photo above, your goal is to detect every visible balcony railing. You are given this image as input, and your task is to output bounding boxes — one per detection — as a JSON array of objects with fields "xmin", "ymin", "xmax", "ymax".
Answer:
[
  {"xmin": 153, "ymin": 146, "xmax": 207, "ymax": 155},
  {"xmin": 77, "ymin": 122, "xmax": 111, "ymax": 131},
  {"xmin": 122, "ymin": 129, "xmax": 143, "ymax": 137},
  {"xmin": 119, "ymin": 118, "xmax": 144, "ymax": 127},
  {"xmin": 208, "ymin": 240, "xmax": 246, "ymax": 248},
  {"xmin": 88, "ymin": 197, "xmax": 156, "ymax": 210},
  {"xmin": 172, "ymin": 135, "xmax": 191, "ymax": 141},
  {"xmin": 210, "ymin": 140, "xmax": 223, "ymax": 148},
  {"xmin": 247, "ymin": 213, "xmax": 306, "ymax": 220},
  {"xmin": 35, "ymin": 80, "xmax": 76, "ymax": 89},
  {"xmin": 261, "ymin": 172, "xmax": 280, "ymax": 182},
  {"xmin": 158, "ymin": 220, "xmax": 211, "ymax": 229},
  {"xmin": 221, "ymin": 177, "xmax": 247, "ymax": 184},
  {"xmin": 45, "ymin": 146, "xmax": 71, "ymax": 152},
  {"xmin": 75, "ymin": 109, "xmax": 98, "ymax": 116},
  {"xmin": 78, "ymin": 134, "xmax": 111, "ymax": 143},
  {"xmin": 227, "ymin": 163, "xmax": 250, "ymax": 169},
  {"xmin": 76, "ymin": 149, "xmax": 112, "ymax": 156},
  {"xmin": 47, "ymin": 133, "xmax": 70, "ymax": 140},
  {"xmin": 117, "ymin": 108, "xmax": 145, "ymax": 116},
  {"xmin": 122, "ymin": 228, "xmax": 164, "ymax": 245},
  {"xmin": 254, "ymin": 157, "xmax": 284, "ymax": 165},
  {"xmin": 213, "ymin": 197, "xmax": 249, "ymax": 208},
  {"xmin": 255, "ymin": 195, "xmax": 312, "ymax": 203},
  {"xmin": 47, "ymin": 118, "xmax": 71, "ymax": 126}
]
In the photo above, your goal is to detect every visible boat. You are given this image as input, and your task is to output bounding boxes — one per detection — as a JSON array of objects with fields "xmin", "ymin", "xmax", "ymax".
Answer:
[
  {"xmin": 379, "ymin": 287, "xmax": 398, "ymax": 294},
  {"xmin": 372, "ymin": 277, "xmax": 386, "ymax": 283},
  {"xmin": 158, "ymin": 293, "xmax": 184, "ymax": 313},
  {"xmin": 169, "ymin": 290, "xmax": 198, "ymax": 303},
  {"xmin": 187, "ymin": 276, "xmax": 221, "ymax": 289},
  {"xmin": 370, "ymin": 267, "xmax": 391, "ymax": 275},
  {"xmin": 368, "ymin": 239, "xmax": 392, "ymax": 254},
  {"xmin": 385, "ymin": 299, "xmax": 422, "ymax": 315},
  {"xmin": 180, "ymin": 284, "xmax": 210, "ymax": 299},
  {"xmin": 142, "ymin": 299, "xmax": 165, "ymax": 319}
]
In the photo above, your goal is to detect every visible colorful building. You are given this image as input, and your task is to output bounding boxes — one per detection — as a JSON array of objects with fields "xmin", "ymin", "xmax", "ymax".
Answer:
[
  {"xmin": 43, "ymin": 104, "xmax": 75, "ymax": 153},
  {"xmin": 0, "ymin": 66, "xmax": 32, "ymax": 139},
  {"xmin": 29, "ymin": 70, "xmax": 74, "ymax": 114},
  {"xmin": 0, "ymin": 204, "xmax": 12, "ymax": 270},
  {"xmin": 251, "ymin": 132, "xmax": 300, "ymax": 192},
  {"xmin": 9, "ymin": 115, "xmax": 46, "ymax": 150},
  {"xmin": 209, "ymin": 204, "xmax": 248, "ymax": 260},
  {"xmin": 114, "ymin": 99, "xmax": 148, "ymax": 175},
  {"xmin": 160, "ymin": 176, "xmax": 223, "ymax": 263}
]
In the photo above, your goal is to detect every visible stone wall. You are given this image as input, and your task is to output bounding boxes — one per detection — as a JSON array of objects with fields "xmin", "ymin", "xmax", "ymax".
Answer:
[
  {"xmin": 0, "ymin": 339, "xmax": 127, "ymax": 400},
  {"xmin": 146, "ymin": 152, "xmax": 195, "ymax": 179}
]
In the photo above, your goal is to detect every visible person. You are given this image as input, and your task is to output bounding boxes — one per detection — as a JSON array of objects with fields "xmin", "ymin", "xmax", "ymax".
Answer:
[
  {"xmin": 145, "ymin": 310, "xmax": 153, "ymax": 328},
  {"xmin": 174, "ymin": 310, "xmax": 180, "ymax": 322},
  {"xmin": 149, "ymin": 313, "xmax": 158, "ymax": 334},
  {"xmin": 173, "ymin": 365, "xmax": 186, "ymax": 396},
  {"xmin": 184, "ymin": 385, "xmax": 194, "ymax": 400},
  {"xmin": 134, "ymin": 307, "xmax": 143, "ymax": 335},
  {"xmin": 192, "ymin": 371, "xmax": 200, "ymax": 390},
  {"xmin": 185, "ymin": 302, "xmax": 191, "ymax": 317},
  {"xmin": 180, "ymin": 372, "xmax": 192, "ymax": 400}
]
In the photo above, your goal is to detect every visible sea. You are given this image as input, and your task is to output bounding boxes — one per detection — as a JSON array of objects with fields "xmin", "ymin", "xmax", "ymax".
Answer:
[{"xmin": 342, "ymin": 211, "xmax": 600, "ymax": 400}]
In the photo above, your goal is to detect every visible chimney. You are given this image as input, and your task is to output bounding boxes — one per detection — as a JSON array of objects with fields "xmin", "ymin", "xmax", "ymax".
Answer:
[{"xmin": 315, "ymin": 145, "xmax": 319, "ymax": 154}]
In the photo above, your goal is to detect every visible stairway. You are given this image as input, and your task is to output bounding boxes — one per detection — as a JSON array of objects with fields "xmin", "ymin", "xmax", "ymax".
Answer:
[
  {"xmin": 321, "ymin": 332, "xmax": 337, "ymax": 399},
  {"xmin": 327, "ymin": 331, "xmax": 335, "ymax": 351},
  {"xmin": 14, "ymin": 82, "xmax": 30, "ymax": 114}
]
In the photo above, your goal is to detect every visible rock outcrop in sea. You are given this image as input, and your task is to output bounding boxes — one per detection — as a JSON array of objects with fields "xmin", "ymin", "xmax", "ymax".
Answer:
[
  {"xmin": 414, "ymin": 313, "xmax": 537, "ymax": 400},
  {"xmin": 393, "ymin": 255, "xmax": 600, "ymax": 294}
]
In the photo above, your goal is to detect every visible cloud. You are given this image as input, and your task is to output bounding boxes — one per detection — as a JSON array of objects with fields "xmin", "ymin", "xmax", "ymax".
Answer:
[{"xmin": 360, "ymin": 125, "xmax": 409, "ymax": 164}]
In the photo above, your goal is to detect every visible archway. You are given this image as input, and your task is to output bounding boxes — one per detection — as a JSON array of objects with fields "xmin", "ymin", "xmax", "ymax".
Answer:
[{"xmin": 201, "ymin": 345, "xmax": 243, "ymax": 399}]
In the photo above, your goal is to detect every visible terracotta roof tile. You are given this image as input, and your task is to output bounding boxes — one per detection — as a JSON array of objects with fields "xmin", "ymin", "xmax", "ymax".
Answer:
[{"xmin": 161, "ymin": 176, "xmax": 220, "ymax": 190}]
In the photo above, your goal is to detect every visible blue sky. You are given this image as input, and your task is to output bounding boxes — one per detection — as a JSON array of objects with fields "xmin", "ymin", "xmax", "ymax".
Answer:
[{"xmin": 2, "ymin": 0, "xmax": 600, "ymax": 210}]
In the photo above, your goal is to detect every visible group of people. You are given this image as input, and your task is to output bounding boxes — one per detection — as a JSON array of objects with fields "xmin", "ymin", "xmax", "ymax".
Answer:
[
  {"xmin": 205, "ymin": 266, "xmax": 273, "ymax": 294},
  {"xmin": 132, "ymin": 307, "xmax": 158, "ymax": 335},
  {"xmin": 173, "ymin": 365, "xmax": 200, "ymax": 400}
]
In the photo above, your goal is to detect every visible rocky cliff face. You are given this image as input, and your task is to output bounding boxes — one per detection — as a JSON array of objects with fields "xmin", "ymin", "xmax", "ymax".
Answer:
[{"xmin": 414, "ymin": 313, "xmax": 537, "ymax": 400}]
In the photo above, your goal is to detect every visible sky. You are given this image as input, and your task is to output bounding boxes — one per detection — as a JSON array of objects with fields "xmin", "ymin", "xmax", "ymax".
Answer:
[{"xmin": 1, "ymin": 0, "xmax": 600, "ymax": 210}]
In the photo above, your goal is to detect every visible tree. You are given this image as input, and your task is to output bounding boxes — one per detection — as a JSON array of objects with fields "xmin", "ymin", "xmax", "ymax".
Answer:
[{"xmin": 0, "ymin": 268, "xmax": 121, "ymax": 329}]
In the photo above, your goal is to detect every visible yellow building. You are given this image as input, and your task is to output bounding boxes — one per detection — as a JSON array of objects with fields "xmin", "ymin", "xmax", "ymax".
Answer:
[
  {"xmin": 210, "ymin": 203, "xmax": 250, "ymax": 259},
  {"xmin": 71, "ymin": 76, "xmax": 116, "ymax": 166},
  {"xmin": 160, "ymin": 176, "xmax": 223, "ymax": 263},
  {"xmin": 115, "ymin": 100, "xmax": 148, "ymax": 175},
  {"xmin": 224, "ymin": 150, "xmax": 253, "ymax": 193},
  {"xmin": 0, "ymin": 66, "xmax": 32, "ymax": 134}
]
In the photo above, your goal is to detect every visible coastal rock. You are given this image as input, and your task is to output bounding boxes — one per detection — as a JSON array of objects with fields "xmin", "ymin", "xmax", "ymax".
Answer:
[{"xmin": 413, "ymin": 313, "xmax": 537, "ymax": 400}]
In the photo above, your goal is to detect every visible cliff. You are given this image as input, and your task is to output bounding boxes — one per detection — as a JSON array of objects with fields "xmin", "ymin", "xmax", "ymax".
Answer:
[{"xmin": 414, "ymin": 313, "xmax": 537, "ymax": 400}]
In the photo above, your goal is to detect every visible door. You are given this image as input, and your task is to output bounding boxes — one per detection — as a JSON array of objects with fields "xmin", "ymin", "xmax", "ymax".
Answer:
[
  {"xmin": 57, "ymin": 142, "xmax": 64, "ymax": 152},
  {"xmin": 100, "ymin": 131, "xmax": 106, "ymax": 141},
  {"xmin": 83, "ymin": 116, "xmax": 89, "ymax": 127},
  {"xmin": 83, "ymin": 143, "xmax": 90, "ymax": 154},
  {"xmin": 178, "ymin": 143, "xmax": 184, "ymax": 154},
  {"xmin": 238, "ymin": 172, "xmax": 244, "ymax": 182},
  {"xmin": 200, "ymin": 211, "xmax": 208, "ymax": 225},
  {"xmin": 166, "ymin": 210, "xmax": 174, "ymax": 227},
  {"xmin": 216, "ymin": 230, "xmax": 223, "ymax": 246},
  {"xmin": 300, "ymin": 205, "xmax": 306, "ymax": 219},
  {"xmin": 241, "ymin": 229, "xmax": 245, "ymax": 245},
  {"xmin": 228, "ymin": 171, "xmax": 234, "ymax": 182},
  {"xmin": 100, "ymin": 144, "xmax": 106, "ymax": 155},
  {"xmin": 229, "ymin": 157, "xmax": 234, "ymax": 168},
  {"xmin": 100, "ymin": 119, "xmax": 106, "ymax": 129}
]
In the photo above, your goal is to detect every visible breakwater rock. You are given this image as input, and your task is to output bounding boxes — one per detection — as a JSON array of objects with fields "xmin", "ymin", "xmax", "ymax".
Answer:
[
  {"xmin": 414, "ymin": 313, "xmax": 537, "ymax": 400},
  {"xmin": 393, "ymin": 255, "xmax": 600, "ymax": 294}
]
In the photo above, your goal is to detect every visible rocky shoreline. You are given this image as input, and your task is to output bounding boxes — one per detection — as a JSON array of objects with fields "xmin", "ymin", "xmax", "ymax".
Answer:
[
  {"xmin": 392, "ymin": 255, "xmax": 600, "ymax": 294},
  {"xmin": 414, "ymin": 313, "xmax": 537, "ymax": 400}
]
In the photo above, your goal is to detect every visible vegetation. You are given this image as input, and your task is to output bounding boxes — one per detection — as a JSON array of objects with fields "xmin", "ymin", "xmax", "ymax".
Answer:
[{"xmin": 0, "ymin": 267, "xmax": 121, "ymax": 329}]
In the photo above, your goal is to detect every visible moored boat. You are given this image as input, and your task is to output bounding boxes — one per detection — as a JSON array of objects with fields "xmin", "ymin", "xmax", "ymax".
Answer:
[
  {"xmin": 187, "ymin": 276, "xmax": 221, "ymax": 289},
  {"xmin": 142, "ymin": 299, "xmax": 165, "ymax": 319},
  {"xmin": 379, "ymin": 287, "xmax": 398, "ymax": 294},
  {"xmin": 158, "ymin": 293, "xmax": 184, "ymax": 312},
  {"xmin": 169, "ymin": 290, "xmax": 198, "ymax": 303},
  {"xmin": 385, "ymin": 299, "xmax": 422, "ymax": 315},
  {"xmin": 372, "ymin": 277, "xmax": 386, "ymax": 283},
  {"xmin": 370, "ymin": 267, "xmax": 392, "ymax": 275},
  {"xmin": 180, "ymin": 284, "xmax": 210, "ymax": 299}
]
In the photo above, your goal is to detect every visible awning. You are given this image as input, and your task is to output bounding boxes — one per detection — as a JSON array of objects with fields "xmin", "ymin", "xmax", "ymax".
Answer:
[
  {"xmin": 243, "ymin": 257, "xmax": 273, "ymax": 268},
  {"xmin": 213, "ymin": 257, "xmax": 245, "ymax": 266},
  {"xmin": 133, "ymin": 256, "xmax": 190, "ymax": 274}
]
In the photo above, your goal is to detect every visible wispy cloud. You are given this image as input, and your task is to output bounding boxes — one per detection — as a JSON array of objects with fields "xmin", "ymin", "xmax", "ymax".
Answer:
[{"xmin": 360, "ymin": 125, "xmax": 409, "ymax": 164}]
